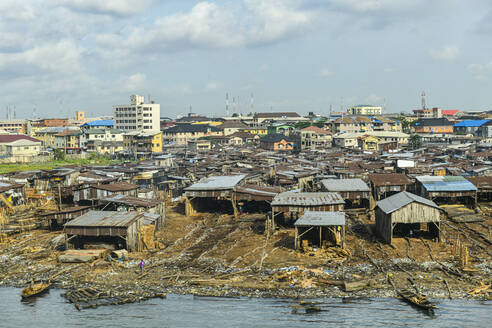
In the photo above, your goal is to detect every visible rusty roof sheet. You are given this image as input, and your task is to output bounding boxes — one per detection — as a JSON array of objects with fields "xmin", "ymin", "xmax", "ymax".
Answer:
[
  {"xmin": 99, "ymin": 194, "xmax": 162, "ymax": 207},
  {"xmin": 91, "ymin": 182, "xmax": 139, "ymax": 191},
  {"xmin": 369, "ymin": 173, "xmax": 410, "ymax": 186},
  {"xmin": 235, "ymin": 184, "xmax": 283, "ymax": 197},
  {"xmin": 65, "ymin": 211, "xmax": 143, "ymax": 228},
  {"xmin": 466, "ymin": 176, "xmax": 492, "ymax": 189},
  {"xmin": 272, "ymin": 192, "xmax": 344, "ymax": 206},
  {"xmin": 39, "ymin": 206, "xmax": 91, "ymax": 217}
]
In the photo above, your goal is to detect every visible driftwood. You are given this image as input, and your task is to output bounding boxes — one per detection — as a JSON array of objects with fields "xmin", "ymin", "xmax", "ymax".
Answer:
[{"xmin": 343, "ymin": 279, "xmax": 375, "ymax": 292}]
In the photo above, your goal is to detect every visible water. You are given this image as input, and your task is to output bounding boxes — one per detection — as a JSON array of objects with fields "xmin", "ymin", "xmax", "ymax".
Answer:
[{"xmin": 0, "ymin": 288, "xmax": 490, "ymax": 328}]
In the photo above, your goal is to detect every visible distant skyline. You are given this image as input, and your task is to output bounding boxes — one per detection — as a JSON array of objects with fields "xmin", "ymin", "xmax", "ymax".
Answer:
[{"xmin": 1, "ymin": 0, "xmax": 492, "ymax": 119}]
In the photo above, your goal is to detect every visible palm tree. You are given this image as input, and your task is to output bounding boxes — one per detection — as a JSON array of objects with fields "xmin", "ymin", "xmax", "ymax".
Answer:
[{"xmin": 409, "ymin": 134, "xmax": 422, "ymax": 149}]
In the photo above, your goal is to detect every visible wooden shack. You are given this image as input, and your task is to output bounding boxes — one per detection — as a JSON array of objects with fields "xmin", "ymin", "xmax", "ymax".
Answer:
[
  {"xmin": 98, "ymin": 195, "xmax": 165, "ymax": 229},
  {"xmin": 415, "ymin": 175, "xmax": 477, "ymax": 205},
  {"xmin": 320, "ymin": 178, "xmax": 370, "ymax": 208},
  {"xmin": 40, "ymin": 206, "xmax": 91, "ymax": 231},
  {"xmin": 184, "ymin": 174, "xmax": 247, "ymax": 217},
  {"xmin": 375, "ymin": 191, "xmax": 442, "ymax": 244},
  {"xmin": 294, "ymin": 211, "xmax": 345, "ymax": 250},
  {"xmin": 466, "ymin": 176, "xmax": 492, "ymax": 201},
  {"xmin": 271, "ymin": 192, "xmax": 344, "ymax": 229},
  {"xmin": 64, "ymin": 211, "xmax": 158, "ymax": 251},
  {"xmin": 368, "ymin": 173, "xmax": 411, "ymax": 201}
]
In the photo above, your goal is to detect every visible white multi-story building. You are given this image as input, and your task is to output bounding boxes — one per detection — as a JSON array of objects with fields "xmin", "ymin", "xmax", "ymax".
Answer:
[{"xmin": 113, "ymin": 95, "xmax": 160, "ymax": 131}]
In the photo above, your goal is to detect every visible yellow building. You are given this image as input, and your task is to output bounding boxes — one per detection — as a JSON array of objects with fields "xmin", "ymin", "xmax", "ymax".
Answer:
[
  {"xmin": 124, "ymin": 130, "xmax": 162, "ymax": 155},
  {"xmin": 358, "ymin": 135, "xmax": 381, "ymax": 151},
  {"xmin": 87, "ymin": 140, "xmax": 124, "ymax": 154},
  {"xmin": 240, "ymin": 127, "xmax": 267, "ymax": 135}
]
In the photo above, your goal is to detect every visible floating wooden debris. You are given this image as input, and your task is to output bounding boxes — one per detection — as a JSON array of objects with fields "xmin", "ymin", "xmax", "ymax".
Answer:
[
  {"xmin": 21, "ymin": 282, "xmax": 51, "ymax": 300},
  {"xmin": 62, "ymin": 287, "xmax": 166, "ymax": 310}
]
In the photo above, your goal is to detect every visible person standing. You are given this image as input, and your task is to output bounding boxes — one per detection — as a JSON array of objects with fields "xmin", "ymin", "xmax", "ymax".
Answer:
[{"xmin": 139, "ymin": 259, "xmax": 144, "ymax": 273}]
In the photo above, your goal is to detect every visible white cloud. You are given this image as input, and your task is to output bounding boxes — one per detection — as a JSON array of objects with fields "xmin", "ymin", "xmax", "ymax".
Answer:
[
  {"xmin": 429, "ymin": 45, "xmax": 460, "ymax": 61},
  {"xmin": 245, "ymin": 0, "xmax": 315, "ymax": 45},
  {"xmin": 122, "ymin": 73, "xmax": 147, "ymax": 91},
  {"xmin": 318, "ymin": 69, "xmax": 333, "ymax": 78},
  {"xmin": 0, "ymin": 1, "xmax": 36, "ymax": 21},
  {"xmin": 0, "ymin": 40, "xmax": 84, "ymax": 74},
  {"xmin": 60, "ymin": 0, "xmax": 152, "ymax": 16},
  {"xmin": 206, "ymin": 81, "xmax": 222, "ymax": 91},
  {"xmin": 327, "ymin": 0, "xmax": 424, "ymax": 14},
  {"xmin": 383, "ymin": 67, "xmax": 394, "ymax": 73},
  {"xmin": 96, "ymin": 1, "xmax": 316, "ymax": 52},
  {"xmin": 468, "ymin": 61, "xmax": 492, "ymax": 80}
]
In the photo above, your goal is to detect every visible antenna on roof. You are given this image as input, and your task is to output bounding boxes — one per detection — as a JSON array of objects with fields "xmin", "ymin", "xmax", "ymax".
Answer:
[
  {"xmin": 226, "ymin": 93, "xmax": 230, "ymax": 117},
  {"xmin": 340, "ymin": 97, "xmax": 344, "ymax": 114},
  {"xmin": 421, "ymin": 91, "xmax": 426, "ymax": 110},
  {"xmin": 383, "ymin": 98, "xmax": 386, "ymax": 114},
  {"xmin": 250, "ymin": 93, "xmax": 254, "ymax": 114},
  {"xmin": 329, "ymin": 104, "xmax": 333, "ymax": 118}
]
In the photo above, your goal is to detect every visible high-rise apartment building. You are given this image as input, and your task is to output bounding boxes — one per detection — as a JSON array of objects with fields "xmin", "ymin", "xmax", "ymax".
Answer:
[{"xmin": 113, "ymin": 95, "xmax": 160, "ymax": 131}]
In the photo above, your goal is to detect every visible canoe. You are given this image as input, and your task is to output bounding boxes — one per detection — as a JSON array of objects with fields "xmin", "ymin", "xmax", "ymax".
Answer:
[
  {"xmin": 21, "ymin": 282, "xmax": 51, "ymax": 299},
  {"xmin": 397, "ymin": 289, "xmax": 436, "ymax": 310}
]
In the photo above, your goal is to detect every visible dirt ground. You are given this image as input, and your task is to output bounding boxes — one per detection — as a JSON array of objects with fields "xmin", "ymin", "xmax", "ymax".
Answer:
[{"xmin": 0, "ymin": 203, "xmax": 491, "ymax": 303}]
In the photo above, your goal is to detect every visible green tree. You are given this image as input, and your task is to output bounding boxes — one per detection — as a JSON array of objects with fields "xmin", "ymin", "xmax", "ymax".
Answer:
[
  {"xmin": 409, "ymin": 134, "xmax": 422, "ymax": 149},
  {"xmin": 314, "ymin": 118, "xmax": 327, "ymax": 128},
  {"xmin": 294, "ymin": 121, "xmax": 311, "ymax": 129},
  {"xmin": 54, "ymin": 148, "xmax": 65, "ymax": 161},
  {"xmin": 398, "ymin": 115, "xmax": 411, "ymax": 132}
]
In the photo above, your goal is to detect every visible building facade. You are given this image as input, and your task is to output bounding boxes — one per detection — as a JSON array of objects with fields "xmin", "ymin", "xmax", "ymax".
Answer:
[
  {"xmin": 114, "ymin": 95, "xmax": 160, "ymax": 131},
  {"xmin": 348, "ymin": 105, "xmax": 382, "ymax": 116}
]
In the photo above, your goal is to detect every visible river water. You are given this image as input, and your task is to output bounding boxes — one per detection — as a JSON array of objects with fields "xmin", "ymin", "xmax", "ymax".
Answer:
[{"xmin": 0, "ymin": 288, "xmax": 489, "ymax": 328}]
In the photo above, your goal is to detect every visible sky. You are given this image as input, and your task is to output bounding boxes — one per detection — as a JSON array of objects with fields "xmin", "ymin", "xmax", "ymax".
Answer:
[{"xmin": 1, "ymin": 0, "xmax": 492, "ymax": 119}]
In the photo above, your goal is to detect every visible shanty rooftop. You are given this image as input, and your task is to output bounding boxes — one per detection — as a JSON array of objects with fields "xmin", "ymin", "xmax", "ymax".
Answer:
[
  {"xmin": 65, "ymin": 211, "xmax": 143, "ymax": 228},
  {"xmin": 295, "ymin": 211, "xmax": 345, "ymax": 226},
  {"xmin": 369, "ymin": 173, "xmax": 411, "ymax": 186},
  {"xmin": 91, "ymin": 182, "xmax": 139, "ymax": 191},
  {"xmin": 184, "ymin": 174, "xmax": 247, "ymax": 191},
  {"xmin": 377, "ymin": 191, "xmax": 441, "ymax": 214},
  {"xmin": 321, "ymin": 178, "xmax": 370, "ymax": 192},
  {"xmin": 272, "ymin": 192, "xmax": 344, "ymax": 206},
  {"xmin": 234, "ymin": 184, "xmax": 283, "ymax": 197},
  {"xmin": 416, "ymin": 175, "xmax": 477, "ymax": 192},
  {"xmin": 466, "ymin": 176, "xmax": 492, "ymax": 189},
  {"xmin": 99, "ymin": 194, "xmax": 162, "ymax": 207}
]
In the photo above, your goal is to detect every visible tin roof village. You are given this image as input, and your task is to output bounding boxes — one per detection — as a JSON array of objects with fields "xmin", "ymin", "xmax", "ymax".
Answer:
[{"xmin": 1, "ymin": 94, "xmax": 491, "ymax": 306}]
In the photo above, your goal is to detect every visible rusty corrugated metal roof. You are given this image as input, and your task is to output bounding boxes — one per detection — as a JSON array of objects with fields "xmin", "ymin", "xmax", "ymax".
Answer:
[
  {"xmin": 91, "ymin": 182, "xmax": 139, "ymax": 191},
  {"xmin": 64, "ymin": 211, "xmax": 143, "ymax": 228},
  {"xmin": 272, "ymin": 192, "xmax": 344, "ymax": 206}
]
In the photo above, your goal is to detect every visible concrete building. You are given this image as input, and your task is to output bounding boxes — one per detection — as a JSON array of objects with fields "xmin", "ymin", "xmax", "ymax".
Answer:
[
  {"xmin": 75, "ymin": 111, "xmax": 85, "ymax": 121},
  {"xmin": 161, "ymin": 124, "xmax": 221, "ymax": 146},
  {"xmin": 413, "ymin": 107, "xmax": 460, "ymax": 119},
  {"xmin": 0, "ymin": 120, "xmax": 27, "ymax": 133},
  {"xmin": 348, "ymin": 105, "xmax": 382, "ymax": 116},
  {"xmin": 123, "ymin": 130, "xmax": 162, "ymax": 156},
  {"xmin": 299, "ymin": 126, "xmax": 332, "ymax": 150},
  {"xmin": 114, "ymin": 95, "xmax": 160, "ymax": 131},
  {"xmin": 0, "ymin": 135, "xmax": 42, "ymax": 159}
]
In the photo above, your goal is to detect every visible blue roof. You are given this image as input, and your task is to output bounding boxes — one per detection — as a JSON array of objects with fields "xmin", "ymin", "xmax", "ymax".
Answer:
[
  {"xmin": 85, "ymin": 120, "xmax": 114, "ymax": 127},
  {"xmin": 453, "ymin": 120, "xmax": 490, "ymax": 127},
  {"xmin": 416, "ymin": 176, "xmax": 477, "ymax": 192}
]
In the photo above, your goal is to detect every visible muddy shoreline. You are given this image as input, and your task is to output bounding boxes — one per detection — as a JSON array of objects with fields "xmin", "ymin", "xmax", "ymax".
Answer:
[{"xmin": 1, "ymin": 205, "xmax": 490, "ymax": 306}]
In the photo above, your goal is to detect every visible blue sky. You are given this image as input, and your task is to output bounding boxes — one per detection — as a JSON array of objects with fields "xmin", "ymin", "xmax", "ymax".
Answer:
[{"xmin": 1, "ymin": 0, "xmax": 492, "ymax": 118}]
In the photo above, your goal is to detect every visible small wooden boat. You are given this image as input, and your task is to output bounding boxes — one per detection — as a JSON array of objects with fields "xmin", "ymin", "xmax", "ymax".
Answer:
[
  {"xmin": 21, "ymin": 282, "xmax": 51, "ymax": 300},
  {"xmin": 397, "ymin": 289, "xmax": 436, "ymax": 310}
]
